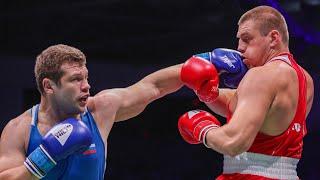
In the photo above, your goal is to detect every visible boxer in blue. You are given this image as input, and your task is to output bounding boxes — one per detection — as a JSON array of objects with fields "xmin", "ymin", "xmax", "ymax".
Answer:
[
  {"xmin": 0, "ymin": 44, "xmax": 247, "ymax": 179},
  {"xmin": 0, "ymin": 44, "xmax": 184, "ymax": 179}
]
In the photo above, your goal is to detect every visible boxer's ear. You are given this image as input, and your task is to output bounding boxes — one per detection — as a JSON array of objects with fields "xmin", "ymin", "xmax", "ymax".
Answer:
[
  {"xmin": 268, "ymin": 30, "xmax": 281, "ymax": 48},
  {"xmin": 43, "ymin": 78, "xmax": 56, "ymax": 94}
]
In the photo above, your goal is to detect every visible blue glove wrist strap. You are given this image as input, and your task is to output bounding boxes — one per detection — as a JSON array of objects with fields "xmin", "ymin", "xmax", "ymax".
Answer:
[
  {"xmin": 24, "ymin": 145, "xmax": 57, "ymax": 179},
  {"xmin": 195, "ymin": 52, "xmax": 212, "ymax": 62}
]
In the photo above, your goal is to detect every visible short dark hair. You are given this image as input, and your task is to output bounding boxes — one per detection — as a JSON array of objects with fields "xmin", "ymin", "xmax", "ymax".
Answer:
[
  {"xmin": 238, "ymin": 6, "xmax": 289, "ymax": 45},
  {"xmin": 35, "ymin": 44, "xmax": 86, "ymax": 94}
]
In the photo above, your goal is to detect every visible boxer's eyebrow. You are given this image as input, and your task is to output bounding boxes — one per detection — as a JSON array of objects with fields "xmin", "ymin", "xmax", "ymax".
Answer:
[{"xmin": 237, "ymin": 32, "xmax": 249, "ymax": 39}]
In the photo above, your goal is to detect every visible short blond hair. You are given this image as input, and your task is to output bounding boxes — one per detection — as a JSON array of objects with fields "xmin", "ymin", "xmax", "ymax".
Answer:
[
  {"xmin": 35, "ymin": 44, "xmax": 86, "ymax": 94},
  {"xmin": 238, "ymin": 6, "xmax": 289, "ymax": 45}
]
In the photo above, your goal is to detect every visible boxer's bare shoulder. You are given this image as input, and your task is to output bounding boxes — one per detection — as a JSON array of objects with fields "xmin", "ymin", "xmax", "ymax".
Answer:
[
  {"xmin": 0, "ymin": 110, "xmax": 32, "ymax": 177},
  {"xmin": 1, "ymin": 110, "xmax": 32, "ymax": 152}
]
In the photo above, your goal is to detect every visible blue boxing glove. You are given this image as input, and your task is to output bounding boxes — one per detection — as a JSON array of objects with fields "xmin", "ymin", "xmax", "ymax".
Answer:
[
  {"xmin": 195, "ymin": 48, "xmax": 248, "ymax": 88},
  {"xmin": 24, "ymin": 118, "xmax": 92, "ymax": 179}
]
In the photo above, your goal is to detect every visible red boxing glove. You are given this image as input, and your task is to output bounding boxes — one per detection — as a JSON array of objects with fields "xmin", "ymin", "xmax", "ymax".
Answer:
[
  {"xmin": 180, "ymin": 56, "xmax": 219, "ymax": 103},
  {"xmin": 178, "ymin": 110, "xmax": 221, "ymax": 146},
  {"xmin": 195, "ymin": 80, "xmax": 219, "ymax": 103}
]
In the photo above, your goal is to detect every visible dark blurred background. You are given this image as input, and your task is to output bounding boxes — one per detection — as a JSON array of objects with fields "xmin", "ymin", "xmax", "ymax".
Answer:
[{"xmin": 0, "ymin": 0, "xmax": 319, "ymax": 179}]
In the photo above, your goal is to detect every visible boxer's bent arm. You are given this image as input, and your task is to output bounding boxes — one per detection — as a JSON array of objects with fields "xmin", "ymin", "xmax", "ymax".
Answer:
[
  {"xmin": 205, "ymin": 88, "xmax": 236, "ymax": 117},
  {"xmin": 0, "ymin": 119, "xmax": 34, "ymax": 180},
  {"xmin": 94, "ymin": 64, "xmax": 183, "ymax": 122},
  {"xmin": 204, "ymin": 68, "xmax": 275, "ymax": 156}
]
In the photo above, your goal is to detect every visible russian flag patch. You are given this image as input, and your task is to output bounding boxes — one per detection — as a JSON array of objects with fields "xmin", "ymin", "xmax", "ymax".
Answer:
[{"xmin": 83, "ymin": 143, "xmax": 97, "ymax": 155}]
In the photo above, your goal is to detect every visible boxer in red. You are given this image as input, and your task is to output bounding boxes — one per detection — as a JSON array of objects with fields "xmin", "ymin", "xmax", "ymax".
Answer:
[{"xmin": 178, "ymin": 6, "xmax": 314, "ymax": 179}]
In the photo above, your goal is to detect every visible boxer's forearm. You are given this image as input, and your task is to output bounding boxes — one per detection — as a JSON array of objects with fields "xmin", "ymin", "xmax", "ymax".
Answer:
[
  {"xmin": 107, "ymin": 64, "xmax": 184, "ymax": 122},
  {"xmin": 205, "ymin": 88, "xmax": 236, "ymax": 117},
  {"xmin": 0, "ymin": 165, "xmax": 35, "ymax": 180},
  {"xmin": 143, "ymin": 64, "xmax": 183, "ymax": 97},
  {"xmin": 204, "ymin": 126, "xmax": 251, "ymax": 157}
]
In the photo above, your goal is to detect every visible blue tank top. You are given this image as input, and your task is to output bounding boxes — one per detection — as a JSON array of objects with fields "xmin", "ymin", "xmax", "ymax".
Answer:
[{"xmin": 26, "ymin": 105, "xmax": 106, "ymax": 180}]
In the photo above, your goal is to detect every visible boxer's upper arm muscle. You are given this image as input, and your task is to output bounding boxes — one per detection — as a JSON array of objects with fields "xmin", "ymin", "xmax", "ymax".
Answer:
[
  {"xmin": 0, "ymin": 118, "xmax": 33, "ymax": 179},
  {"xmin": 93, "ymin": 65, "xmax": 182, "ymax": 122},
  {"xmin": 91, "ymin": 84, "xmax": 157, "ymax": 123},
  {"xmin": 226, "ymin": 68, "xmax": 275, "ymax": 153},
  {"xmin": 114, "ymin": 81, "xmax": 161, "ymax": 122},
  {"xmin": 206, "ymin": 68, "xmax": 276, "ymax": 156},
  {"xmin": 114, "ymin": 64, "xmax": 182, "ymax": 122}
]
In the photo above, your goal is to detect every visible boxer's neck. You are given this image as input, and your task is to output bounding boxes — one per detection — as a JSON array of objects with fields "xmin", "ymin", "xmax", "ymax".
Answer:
[{"xmin": 38, "ymin": 100, "xmax": 80, "ymax": 125}]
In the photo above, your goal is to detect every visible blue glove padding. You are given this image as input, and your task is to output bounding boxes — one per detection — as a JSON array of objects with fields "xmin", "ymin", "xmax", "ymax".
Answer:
[
  {"xmin": 196, "ymin": 48, "xmax": 248, "ymax": 88},
  {"xmin": 24, "ymin": 118, "xmax": 92, "ymax": 179}
]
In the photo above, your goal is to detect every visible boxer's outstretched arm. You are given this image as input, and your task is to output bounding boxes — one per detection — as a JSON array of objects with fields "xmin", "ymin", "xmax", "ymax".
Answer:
[
  {"xmin": 0, "ymin": 119, "xmax": 34, "ymax": 180},
  {"xmin": 93, "ymin": 64, "xmax": 183, "ymax": 122}
]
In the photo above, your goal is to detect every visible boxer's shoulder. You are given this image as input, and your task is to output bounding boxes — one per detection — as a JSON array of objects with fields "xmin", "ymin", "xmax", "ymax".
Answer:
[
  {"xmin": 89, "ymin": 90, "xmax": 122, "ymax": 109},
  {"xmin": 235, "ymin": 65, "xmax": 288, "ymax": 109},
  {"xmin": 87, "ymin": 92, "xmax": 121, "ymax": 119},
  {"xmin": 238, "ymin": 67, "xmax": 273, "ymax": 89},
  {"xmin": 1, "ymin": 110, "xmax": 31, "ymax": 151},
  {"xmin": 5, "ymin": 110, "xmax": 32, "ymax": 132},
  {"xmin": 86, "ymin": 92, "xmax": 121, "ymax": 132},
  {"xmin": 242, "ymin": 62, "xmax": 295, "ymax": 87}
]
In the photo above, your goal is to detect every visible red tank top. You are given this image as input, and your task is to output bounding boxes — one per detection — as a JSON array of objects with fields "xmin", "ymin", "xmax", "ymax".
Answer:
[{"xmin": 217, "ymin": 53, "xmax": 307, "ymax": 180}]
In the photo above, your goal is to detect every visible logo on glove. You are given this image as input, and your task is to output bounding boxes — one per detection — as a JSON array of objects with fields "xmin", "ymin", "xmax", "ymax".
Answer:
[
  {"xmin": 49, "ymin": 124, "xmax": 73, "ymax": 146},
  {"xmin": 187, "ymin": 110, "xmax": 201, "ymax": 118},
  {"xmin": 220, "ymin": 55, "xmax": 236, "ymax": 69}
]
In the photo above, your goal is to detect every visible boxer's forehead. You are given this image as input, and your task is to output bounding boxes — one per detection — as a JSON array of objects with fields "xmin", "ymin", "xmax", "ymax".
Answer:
[
  {"xmin": 237, "ymin": 20, "xmax": 259, "ymax": 39},
  {"xmin": 61, "ymin": 62, "xmax": 88, "ymax": 77}
]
